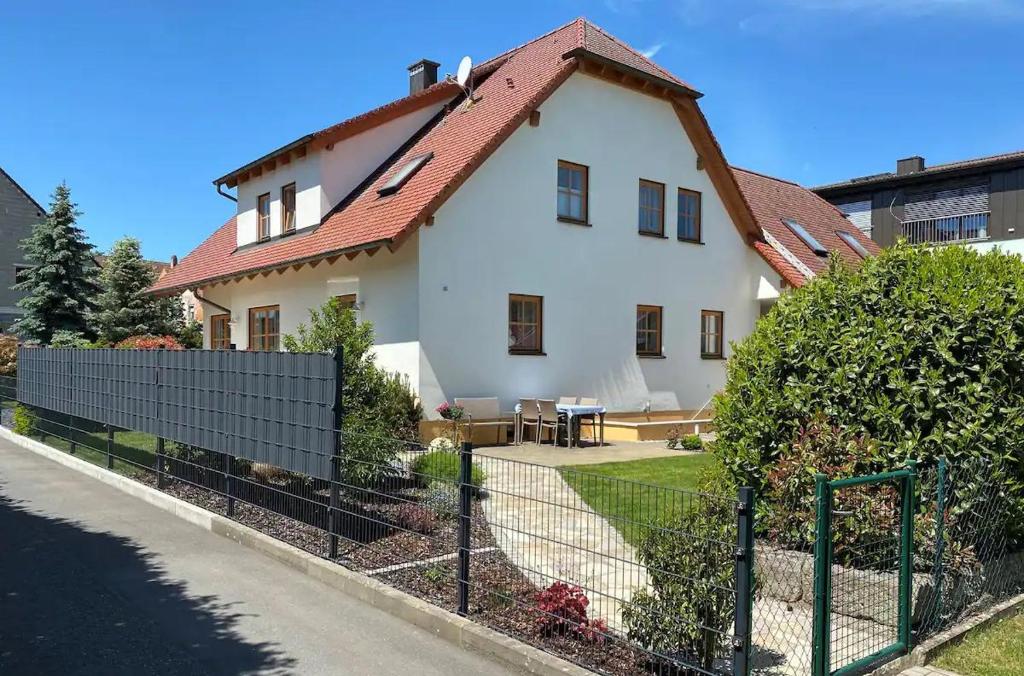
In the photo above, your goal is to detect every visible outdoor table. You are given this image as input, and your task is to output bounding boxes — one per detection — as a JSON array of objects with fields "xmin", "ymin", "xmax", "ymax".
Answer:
[{"xmin": 557, "ymin": 404, "xmax": 606, "ymax": 448}]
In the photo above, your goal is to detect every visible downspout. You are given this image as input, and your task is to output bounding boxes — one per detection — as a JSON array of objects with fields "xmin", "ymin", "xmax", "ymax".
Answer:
[{"xmin": 216, "ymin": 183, "xmax": 238, "ymax": 203}]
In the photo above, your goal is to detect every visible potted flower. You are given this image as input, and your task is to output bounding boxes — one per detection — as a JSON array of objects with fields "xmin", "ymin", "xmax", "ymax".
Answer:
[{"xmin": 435, "ymin": 401, "xmax": 465, "ymax": 446}]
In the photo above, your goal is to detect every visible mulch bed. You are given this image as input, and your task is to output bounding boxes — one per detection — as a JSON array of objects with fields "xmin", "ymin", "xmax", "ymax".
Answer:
[{"xmin": 134, "ymin": 463, "xmax": 676, "ymax": 676}]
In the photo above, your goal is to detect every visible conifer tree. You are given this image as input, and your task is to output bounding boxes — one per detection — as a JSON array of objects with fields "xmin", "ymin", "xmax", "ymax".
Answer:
[
  {"xmin": 14, "ymin": 183, "xmax": 99, "ymax": 343},
  {"xmin": 93, "ymin": 236, "xmax": 165, "ymax": 344}
]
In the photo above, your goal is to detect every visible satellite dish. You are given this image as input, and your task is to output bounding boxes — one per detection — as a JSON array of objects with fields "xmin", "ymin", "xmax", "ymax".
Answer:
[{"xmin": 456, "ymin": 56, "xmax": 473, "ymax": 88}]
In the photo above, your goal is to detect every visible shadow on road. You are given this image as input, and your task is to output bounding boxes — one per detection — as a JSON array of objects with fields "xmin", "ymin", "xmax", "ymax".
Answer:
[{"xmin": 0, "ymin": 483, "xmax": 296, "ymax": 675}]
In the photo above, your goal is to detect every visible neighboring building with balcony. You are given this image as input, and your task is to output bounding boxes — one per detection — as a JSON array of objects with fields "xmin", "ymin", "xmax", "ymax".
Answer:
[{"xmin": 814, "ymin": 151, "xmax": 1024, "ymax": 254}]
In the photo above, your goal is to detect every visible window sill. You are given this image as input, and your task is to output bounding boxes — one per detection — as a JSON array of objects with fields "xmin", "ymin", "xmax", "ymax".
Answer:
[
  {"xmin": 701, "ymin": 354, "xmax": 726, "ymax": 361},
  {"xmin": 557, "ymin": 216, "xmax": 591, "ymax": 227},
  {"xmin": 637, "ymin": 353, "xmax": 666, "ymax": 359},
  {"xmin": 280, "ymin": 229, "xmax": 296, "ymax": 238},
  {"xmin": 639, "ymin": 231, "xmax": 668, "ymax": 239},
  {"xmin": 509, "ymin": 350, "xmax": 547, "ymax": 357},
  {"xmin": 678, "ymin": 238, "xmax": 705, "ymax": 245}
]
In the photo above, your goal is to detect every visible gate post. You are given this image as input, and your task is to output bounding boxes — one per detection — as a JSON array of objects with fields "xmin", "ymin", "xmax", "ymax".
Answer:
[
  {"xmin": 457, "ymin": 441, "xmax": 474, "ymax": 617},
  {"xmin": 811, "ymin": 473, "xmax": 833, "ymax": 676},
  {"xmin": 899, "ymin": 460, "xmax": 918, "ymax": 651},
  {"xmin": 733, "ymin": 486, "xmax": 755, "ymax": 676},
  {"xmin": 328, "ymin": 346, "xmax": 343, "ymax": 559},
  {"xmin": 932, "ymin": 458, "xmax": 947, "ymax": 634}
]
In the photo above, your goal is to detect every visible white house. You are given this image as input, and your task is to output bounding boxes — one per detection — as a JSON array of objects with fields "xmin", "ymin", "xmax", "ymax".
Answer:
[{"xmin": 152, "ymin": 18, "xmax": 875, "ymax": 439}]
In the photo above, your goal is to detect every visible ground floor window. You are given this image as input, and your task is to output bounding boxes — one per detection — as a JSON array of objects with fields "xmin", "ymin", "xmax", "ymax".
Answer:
[
  {"xmin": 701, "ymin": 310, "xmax": 723, "ymax": 358},
  {"xmin": 249, "ymin": 305, "xmax": 280, "ymax": 351},
  {"xmin": 636, "ymin": 305, "xmax": 663, "ymax": 356},
  {"xmin": 335, "ymin": 294, "xmax": 357, "ymax": 310},
  {"xmin": 509, "ymin": 294, "xmax": 543, "ymax": 354},
  {"xmin": 211, "ymin": 314, "xmax": 231, "ymax": 350}
]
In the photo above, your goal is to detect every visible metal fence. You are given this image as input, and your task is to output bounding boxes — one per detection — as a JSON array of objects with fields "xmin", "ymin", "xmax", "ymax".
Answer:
[{"xmin": 0, "ymin": 360, "xmax": 755, "ymax": 676}]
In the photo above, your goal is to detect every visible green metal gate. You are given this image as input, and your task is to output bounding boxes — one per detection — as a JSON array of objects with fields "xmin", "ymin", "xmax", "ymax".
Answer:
[{"xmin": 811, "ymin": 463, "xmax": 916, "ymax": 676}]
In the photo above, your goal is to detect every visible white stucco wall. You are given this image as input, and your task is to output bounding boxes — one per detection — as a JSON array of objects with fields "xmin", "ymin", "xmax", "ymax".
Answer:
[
  {"xmin": 235, "ymin": 103, "xmax": 445, "ymax": 248},
  {"xmin": 416, "ymin": 72, "xmax": 770, "ymax": 416},
  {"xmin": 198, "ymin": 234, "xmax": 420, "ymax": 391}
]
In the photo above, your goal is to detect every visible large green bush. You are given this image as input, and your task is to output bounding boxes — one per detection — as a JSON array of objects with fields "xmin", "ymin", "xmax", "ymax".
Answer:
[
  {"xmin": 411, "ymin": 450, "xmax": 486, "ymax": 489},
  {"xmin": 715, "ymin": 244, "xmax": 1024, "ymax": 540}
]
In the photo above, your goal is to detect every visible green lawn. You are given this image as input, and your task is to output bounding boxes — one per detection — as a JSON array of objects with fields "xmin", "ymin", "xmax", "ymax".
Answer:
[
  {"xmin": 933, "ymin": 613, "xmax": 1024, "ymax": 676},
  {"xmin": 558, "ymin": 453, "xmax": 718, "ymax": 546},
  {"xmin": 28, "ymin": 417, "xmax": 157, "ymax": 480}
]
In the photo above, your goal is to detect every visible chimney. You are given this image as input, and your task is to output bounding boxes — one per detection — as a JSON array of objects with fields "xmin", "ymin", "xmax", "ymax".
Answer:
[
  {"xmin": 408, "ymin": 59, "xmax": 440, "ymax": 95},
  {"xmin": 171, "ymin": 254, "xmax": 178, "ymax": 267},
  {"xmin": 896, "ymin": 156, "xmax": 925, "ymax": 176}
]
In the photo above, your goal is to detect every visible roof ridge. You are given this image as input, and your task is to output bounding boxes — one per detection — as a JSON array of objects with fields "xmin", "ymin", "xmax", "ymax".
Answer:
[
  {"xmin": 0, "ymin": 166, "xmax": 46, "ymax": 215},
  {"xmin": 582, "ymin": 19, "xmax": 681, "ymax": 85},
  {"xmin": 474, "ymin": 17, "xmax": 582, "ymax": 72}
]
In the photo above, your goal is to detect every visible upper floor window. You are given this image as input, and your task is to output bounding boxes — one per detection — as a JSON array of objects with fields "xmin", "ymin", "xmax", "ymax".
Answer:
[
  {"xmin": 638, "ymin": 180, "xmax": 665, "ymax": 236},
  {"xmin": 509, "ymin": 294, "xmax": 543, "ymax": 355},
  {"xmin": 701, "ymin": 310, "xmax": 723, "ymax": 359},
  {"xmin": 678, "ymin": 189, "xmax": 702, "ymax": 242},
  {"xmin": 557, "ymin": 161, "xmax": 588, "ymax": 224},
  {"xmin": 636, "ymin": 305, "xmax": 663, "ymax": 357},
  {"xmin": 249, "ymin": 305, "xmax": 280, "ymax": 351},
  {"xmin": 257, "ymin": 193, "xmax": 271, "ymax": 242},
  {"xmin": 211, "ymin": 314, "xmax": 231, "ymax": 350},
  {"xmin": 281, "ymin": 183, "xmax": 296, "ymax": 234}
]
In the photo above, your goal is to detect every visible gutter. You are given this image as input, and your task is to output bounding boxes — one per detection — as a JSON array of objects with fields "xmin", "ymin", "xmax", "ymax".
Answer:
[
  {"xmin": 216, "ymin": 184, "xmax": 238, "ymax": 203},
  {"xmin": 192, "ymin": 290, "xmax": 232, "ymax": 316}
]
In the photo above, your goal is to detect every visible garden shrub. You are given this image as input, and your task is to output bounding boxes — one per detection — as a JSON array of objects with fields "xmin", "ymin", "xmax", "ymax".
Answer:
[
  {"xmin": 410, "ymin": 450, "xmax": 486, "ymax": 489},
  {"xmin": 12, "ymin": 404, "xmax": 36, "ymax": 436},
  {"xmin": 714, "ymin": 244, "xmax": 1024, "ymax": 545},
  {"xmin": 393, "ymin": 502, "xmax": 438, "ymax": 534},
  {"xmin": 679, "ymin": 433, "xmax": 702, "ymax": 450},
  {"xmin": 0, "ymin": 334, "xmax": 16, "ymax": 377},
  {"xmin": 622, "ymin": 495, "xmax": 735, "ymax": 670},
  {"xmin": 49, "ymin": 330, "xmax": 92, "ymax": 348},
  {"xmin": 420, "ymin": 481, "xmax": 459, "ymax": 520},
  {"xmin": 534, "ymin": 582, "xmax": 608, "ymax": 644},
  {"xmin": 115, "ymin": 334, "xmax": 184, "ymax": 350}
]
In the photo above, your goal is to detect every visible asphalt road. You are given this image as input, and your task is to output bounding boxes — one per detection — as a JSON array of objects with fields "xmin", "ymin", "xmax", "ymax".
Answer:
[{"xmin": 0, "ymin": 437, "xmax": 518, "ymax": 676}]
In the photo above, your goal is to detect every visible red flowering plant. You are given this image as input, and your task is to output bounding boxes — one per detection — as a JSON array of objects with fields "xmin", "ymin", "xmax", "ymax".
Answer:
[
  {"xmin": 435, "ymin": 401, "xmax": 466, "ymax": 446},
  {"xmin": 115, "ymin": 335, "xmax": 185, "ymax": 350},
  {"xmin": 534, "ymin": 582, "xmax": 608, "ymax": 645}
]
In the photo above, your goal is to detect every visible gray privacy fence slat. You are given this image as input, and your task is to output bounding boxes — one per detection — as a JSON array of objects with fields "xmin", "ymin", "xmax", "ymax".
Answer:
[{"xmin": 16, "ymin": 347, "xmax": 339, "ymax": 480}]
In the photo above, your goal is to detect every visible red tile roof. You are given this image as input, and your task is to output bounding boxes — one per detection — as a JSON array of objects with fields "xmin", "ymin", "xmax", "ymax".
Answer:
[
  {"xmin": 152, "ymin": 19, "xmax": 709, "ymax": 295},
  {"xmin": 733, "ymin": 167, "xmax": 881, "ymax": 287}
]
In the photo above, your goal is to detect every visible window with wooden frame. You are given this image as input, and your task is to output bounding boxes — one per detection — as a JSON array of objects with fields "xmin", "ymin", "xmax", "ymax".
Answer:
[
  {"xmin": 557, "ymin": 161, "xmax": 588, "ymax": 223},
  {"xmin": 281, "ymin": 183, "xmax": 296, "ymax": 234},
  {"xmin": 638, "ymin": 180, "xmax": 665, "ymax": 236},
  {"xmin": 636, "ymin": 305, "xmax": 663, "ymax": 357},
  {"xmin": 210, "ymin": 314, "xmax": 231, "ymax": 350},
  {"xmin": 508, "ymin": 294, "xmax": 543, "ymax": 354},
  {"xmin": 334, "ymin": 293, "xmax": 357, "ymax": 310},
  {"xmin": 248, "ymin": 305, "xmax": 280, "ymax": 351},
  {"xmin": 678, "ymin": 188, "xmax": 702, "ymax": 242},
  {"xmin": 257, "ymin": 193, "xmax": 271, "ymax": 241},
  {"xmin": 700, "ymin": 310, "xmax": 724, "ymax": 359}
]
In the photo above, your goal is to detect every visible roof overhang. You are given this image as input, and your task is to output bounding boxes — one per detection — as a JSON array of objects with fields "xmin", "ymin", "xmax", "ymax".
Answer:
[
  {"xmin": 814, "ymin": 154, "xmax": 1024, "ymax": 197},
  {"xmin": 562, "ymin": 47, "xmax": 704, "ymax": 99}
]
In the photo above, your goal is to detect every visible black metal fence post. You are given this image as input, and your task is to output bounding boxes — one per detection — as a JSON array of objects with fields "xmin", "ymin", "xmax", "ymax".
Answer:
[
  {"xmin": 106, "ymin": 425, "xmax": 114, "ymax": 469},
  {"xmin": 156, "ymin": 437, "xmax": 166, "ymax": 488},
  {"xmin": 68, "ymin": 413, "xmax": 76, "ymax": 454},
  {"xmin": 733, "ymin": 486, "xmax": 755, "ymax": 676},
  {"xmin": 226, "ymin": 453, "xmax": 236, "ymax": 517},
  {"xmin": 328, "ymin": 346, "xmax": 343, "ymax": 559},
  {"xmin": 457, "ymin": 441, "xmax": 474, "ymax": 617}
]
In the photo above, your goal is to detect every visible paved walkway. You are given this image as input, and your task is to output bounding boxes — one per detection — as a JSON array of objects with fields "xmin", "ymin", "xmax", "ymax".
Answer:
[
  {"xmin": 0, "ymin": 438, "xmax": 516, "ymax": 676},
  {"xmin": 477, "ymin": 456, "xmax": 648, "ymax": 632},
  {"xmin": 899, "ymin": 667, "xmax": 961, "ymax": 676}
]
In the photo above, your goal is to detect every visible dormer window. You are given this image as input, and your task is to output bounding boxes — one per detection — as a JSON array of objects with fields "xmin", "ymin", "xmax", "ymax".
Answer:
[
  {"xmin": 281, "ymin": 183, "xmax": 296, "ymax": 234},
  {"xmin": 379, "ymin": 152, "xmax": 433, "ymax": 196},
  {"xmin": 257, "ymin": 193, "xmax": 271, "ymax": 241},
  {"xmin": 782, "ymin": 218, "xmax": 827, "ymax": 256},
  {"xmin": 836, "ymin": 230, "xmax": 869, "ymax": 259}
]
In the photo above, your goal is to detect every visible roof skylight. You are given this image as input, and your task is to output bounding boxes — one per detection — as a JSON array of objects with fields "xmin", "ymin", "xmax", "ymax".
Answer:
[
  {"xmin": 378, "ymin": 152, "xmax": 434, "ymax": 197},
  {"xmin": 836, "ymin": 230, "xmax": 870, "ymax": 259},
  {"xmin": 782, "ymin": 218, "xmax": 828, "ymax": 257}
]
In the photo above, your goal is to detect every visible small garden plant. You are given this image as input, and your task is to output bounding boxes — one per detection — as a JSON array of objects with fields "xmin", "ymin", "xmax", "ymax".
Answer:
[
  {"xmin": 534, "ymin": 582, "xmax": 608, "ymax": 645},
  {"xmin": 411, "ymin": 450, "xmax": 486, "ymax": 489}
]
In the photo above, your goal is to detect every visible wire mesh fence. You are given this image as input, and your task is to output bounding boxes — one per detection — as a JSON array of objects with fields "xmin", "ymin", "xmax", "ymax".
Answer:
[{"xmin": 2, "ymin": 365, "xmax": 753, "ymax": 676}]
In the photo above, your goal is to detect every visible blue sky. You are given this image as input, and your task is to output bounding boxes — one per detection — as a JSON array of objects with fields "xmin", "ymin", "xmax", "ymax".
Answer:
[{"xmin": 2, "ymin": 0, "xmax": 1022, "ymax": 261}]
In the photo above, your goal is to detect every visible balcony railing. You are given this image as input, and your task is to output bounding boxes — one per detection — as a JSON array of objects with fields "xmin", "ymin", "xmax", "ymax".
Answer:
[{"xmin": 902, "ymin": 212, "xmax": 990, "ymax": 245}]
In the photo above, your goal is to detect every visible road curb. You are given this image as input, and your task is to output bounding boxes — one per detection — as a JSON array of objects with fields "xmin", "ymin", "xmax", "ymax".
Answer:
[{"xmin": 0, "ymin": 427, "xmax": 591, "ymax": 676}]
